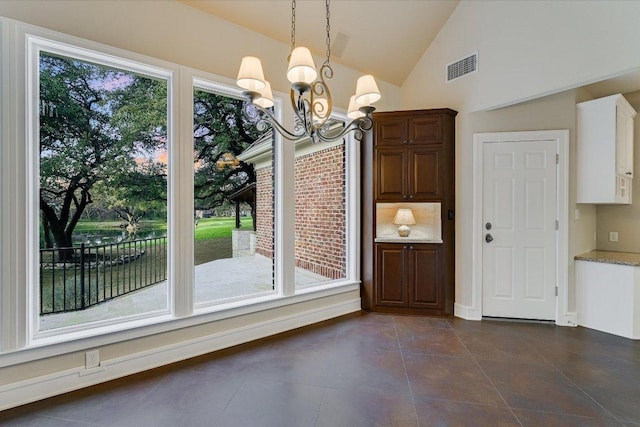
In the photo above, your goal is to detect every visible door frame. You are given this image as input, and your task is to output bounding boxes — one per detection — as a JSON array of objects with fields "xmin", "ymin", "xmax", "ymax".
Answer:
[{"xmin": 472, "ymin": 130, "xmax": 572, "ymax": 325}]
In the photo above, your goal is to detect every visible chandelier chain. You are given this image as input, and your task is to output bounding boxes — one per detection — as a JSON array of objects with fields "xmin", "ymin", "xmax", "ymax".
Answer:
[
  {"xmin": 290, "ymin": 0, "xmax": 296, "ymax": 52},
  {"xmin": 324, "ymin": 0, "xmax": 331, "ymax": 66}
]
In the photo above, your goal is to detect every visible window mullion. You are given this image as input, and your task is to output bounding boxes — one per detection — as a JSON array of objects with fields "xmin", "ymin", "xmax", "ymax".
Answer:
[{"xmin": 169, "ymin": 68, "xmax": 194, "ymax": 318}]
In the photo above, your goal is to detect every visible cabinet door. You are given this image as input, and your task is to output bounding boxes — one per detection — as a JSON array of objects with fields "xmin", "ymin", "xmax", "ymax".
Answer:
[
  {"xmin": 616, "ymin": 104, "xmax": 634, "ymax": 178},
  {"xmin": 409, "ymin": 147, "xmax": 441, "ymax": 200},
  {"xmin": 375, "ymin": 117, "xmax": 408, "ymax": 146},
  {"xmin": 375, "ymin": 148, "xmax": 408, "ymax": 201},
  {"xmin": 409, "ymin": 116, "xmax": 442, "ymax": 145},
  {"xmin": 408, "ymin": 245, "xmax": 441, "ymax": 309},
  {"xmin": 375, "ymin": 244, "xmax": 408, "ymax": 307}
]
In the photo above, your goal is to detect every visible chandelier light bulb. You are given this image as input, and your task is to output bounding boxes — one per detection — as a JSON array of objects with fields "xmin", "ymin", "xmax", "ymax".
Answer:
[
  {"xmin": 237, "ymin": 56, "xmax": 266, "ymax": 92},
  {"xmin": 347, "ymin": 95, "xmax": 365, "ymax": 119},
  {"xmin": 254, "ymin": 81, "xmax": 274, "ymax": 109},
  {"xmin": 355, "ymin": 74, "xmax": 381, "ymax": 106},
  {"xmin": 287, "ymin": 47, "xmax": 318, "ymax": 90}
]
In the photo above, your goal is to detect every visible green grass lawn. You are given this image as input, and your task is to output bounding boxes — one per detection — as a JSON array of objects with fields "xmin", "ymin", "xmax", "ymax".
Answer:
[{"xmin": 194, "ymin": 216, "xmax": 253, "ymax": 240}]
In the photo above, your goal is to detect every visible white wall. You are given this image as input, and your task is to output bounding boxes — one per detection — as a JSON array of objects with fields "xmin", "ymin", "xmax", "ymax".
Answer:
[{"xmin": 400, "ymin": 0, "xmax": 640, "ymax": 314}]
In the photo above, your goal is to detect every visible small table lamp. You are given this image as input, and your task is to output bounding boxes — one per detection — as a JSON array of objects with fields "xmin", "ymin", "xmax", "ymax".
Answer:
[{"xmin": 393, "ymin": 208, "xmax": 416, "ymax": 237}]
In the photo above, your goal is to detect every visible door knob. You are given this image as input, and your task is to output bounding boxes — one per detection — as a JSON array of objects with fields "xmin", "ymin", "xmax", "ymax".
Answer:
[{"xmin": 485, "ymin": 234, "xmax": 493, "ymax": 243}]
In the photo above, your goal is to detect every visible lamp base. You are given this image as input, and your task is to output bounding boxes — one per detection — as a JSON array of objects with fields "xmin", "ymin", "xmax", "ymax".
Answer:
[{"xmin": 397, "ymin": 225, "xmax": 411, "ymax": 237}]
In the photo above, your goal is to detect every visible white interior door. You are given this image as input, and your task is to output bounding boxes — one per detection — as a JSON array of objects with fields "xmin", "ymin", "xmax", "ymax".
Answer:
[{"xmin": 482, "ymin": 139, "xmax": 557, "ymax": 320}]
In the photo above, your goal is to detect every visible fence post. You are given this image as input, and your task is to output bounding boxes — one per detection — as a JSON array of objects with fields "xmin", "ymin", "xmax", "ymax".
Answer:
[{"xmin": 80, "ymin": 243, "xmax": 86, "ymax": 310}]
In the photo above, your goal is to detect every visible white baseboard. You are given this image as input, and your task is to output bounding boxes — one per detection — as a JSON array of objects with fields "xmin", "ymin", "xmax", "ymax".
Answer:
[
  {"xmin": 454, "ymin": 303, "xmax": 482, "ymax": 321},
  {"xmin": 556, "ymin": 311, "xmax": 578, "ymax": 327},
  {"xmin": 0, "ymin": 298, "xmax": 360, "ymax": 411}
]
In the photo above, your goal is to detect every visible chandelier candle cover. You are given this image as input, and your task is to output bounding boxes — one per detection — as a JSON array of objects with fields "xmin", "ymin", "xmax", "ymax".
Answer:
[
  {"xmin": 393, "ymin": 208, "xmax": 416, "ymax": 237},
  {"xmin": 236, "ymin": 0, "xmax": 381, "ymax": 144}
]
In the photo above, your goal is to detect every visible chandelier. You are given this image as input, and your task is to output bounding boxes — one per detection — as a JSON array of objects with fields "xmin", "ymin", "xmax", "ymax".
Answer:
[{"xmin": 235, "ymin": 0, "xmax": 381, "ymax": 144}]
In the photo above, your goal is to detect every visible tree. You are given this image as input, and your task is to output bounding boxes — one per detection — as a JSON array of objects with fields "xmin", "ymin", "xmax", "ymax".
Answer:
[
  {"xmin": 193, "ymin": 90, "xmax": 262, "ymax": 223},
  {"xmin": 39, "ymin": 52, "xmax": 167, "ymax": 255}
]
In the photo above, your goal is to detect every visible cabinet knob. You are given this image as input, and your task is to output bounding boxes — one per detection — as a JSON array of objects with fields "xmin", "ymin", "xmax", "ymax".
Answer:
[
  {"xmin": 403, "ymin": 195, "xmax": 408, "ymax": 199},
  {"xmin": 409, "ymin": 140, "xmax": 413, "ymax": 144},
  {"xmin": 409, "ymin": 194, "xmax": 414, "ymax": 199},
  {"xmin": 403, "ymin": 140, "xmax": 408, "ymax": 144},
  {"xmin": 409, "ymin": 246, "xmax": 414, "ymax": 250}
]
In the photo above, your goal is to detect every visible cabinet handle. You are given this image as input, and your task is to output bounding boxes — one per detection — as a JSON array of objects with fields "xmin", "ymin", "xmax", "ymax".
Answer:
[
  {"xmin": 403, "ymin": 195, "xmax": 408, "ymax": 199},
  {"xmin": 626, "ymin": 172, "xmax": 633, "ymax": 175},
  {"xmin": 409, "ymin": 246, "xmax": 414, "ymax": 250},
  {"xmin": 403, "ymin": 245, "xmax": 408, "ymax": 250},
  {"xmin": 409, "ymin": 194, "xmax": 414, "ymax": 199},
  {"xmin": 409, "ymin": 140, "xmax": 413, "ymax": 144},
  {"xmin": 403, "ymin": 140, "xmax": 408, "ymax": 144}
]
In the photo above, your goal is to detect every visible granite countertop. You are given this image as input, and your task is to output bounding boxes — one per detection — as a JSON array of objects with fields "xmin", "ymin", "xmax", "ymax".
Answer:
[{"xmin": 574, "ymin": 250, "xmax": 640, "ymax": 266}]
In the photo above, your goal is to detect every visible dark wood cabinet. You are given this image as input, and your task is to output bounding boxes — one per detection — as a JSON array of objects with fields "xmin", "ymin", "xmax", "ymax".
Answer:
[
  {"xmin": 362, "ymin": 109, "xmax": 456, "ymax": 317},
  {"xmin": 375, "ymin": 243, "xmax": 442, "ymax": 311},
  {"xmin": 375, "ymin": 146, "xmax": 442, "ymax": 201},
  {"xmin": 375, "ymin": 115, "xmax": 443, "ymax": 146}
]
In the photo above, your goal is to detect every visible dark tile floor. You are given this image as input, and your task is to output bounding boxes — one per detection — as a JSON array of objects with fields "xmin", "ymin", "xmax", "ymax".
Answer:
[{"xmin": 2, "ymin": 312, "xmax": 640, "ymax": 426}]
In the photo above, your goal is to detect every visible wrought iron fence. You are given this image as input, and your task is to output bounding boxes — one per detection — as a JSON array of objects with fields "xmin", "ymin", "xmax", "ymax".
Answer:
[{"xmin": 39, "ymin": 236, "xmax": 167, "ymax": 315}]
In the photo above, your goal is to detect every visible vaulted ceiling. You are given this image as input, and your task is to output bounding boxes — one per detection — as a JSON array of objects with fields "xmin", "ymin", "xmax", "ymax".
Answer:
[{"xmin": 178, "ymin": 0, "xmax": 459, "ymax": 86}]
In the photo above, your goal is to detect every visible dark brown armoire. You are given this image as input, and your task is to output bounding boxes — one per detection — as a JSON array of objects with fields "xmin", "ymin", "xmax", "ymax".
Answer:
[{"xmin": 361, "ymin": 109, "xmax": 457, "ymax": 316}]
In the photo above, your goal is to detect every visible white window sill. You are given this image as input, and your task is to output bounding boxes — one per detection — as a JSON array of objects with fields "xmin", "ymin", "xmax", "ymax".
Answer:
[{"xmin": 0, "ymin": 282, "xmax": 360, "ymax": 368}]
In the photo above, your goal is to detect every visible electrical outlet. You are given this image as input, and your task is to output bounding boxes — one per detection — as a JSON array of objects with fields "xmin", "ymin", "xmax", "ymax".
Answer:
[
  {"xmin": 85, "ymin": 350, "xmax": 100, "ymax": 369},
  {"xmin": 609, "ymin": 231, "xmax": 619, "ymax": 242}
]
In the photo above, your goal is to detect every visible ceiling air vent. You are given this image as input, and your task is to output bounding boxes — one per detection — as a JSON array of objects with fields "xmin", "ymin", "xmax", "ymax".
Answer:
[{"xmin": 446, "ymin": 51, "xmax": 478, "ymax": 82}]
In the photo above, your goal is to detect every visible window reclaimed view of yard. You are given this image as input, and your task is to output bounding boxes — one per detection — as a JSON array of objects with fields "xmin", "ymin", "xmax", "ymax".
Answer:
[{"xmin": 38, "ymin": 50, "xmax": 269, "ymax": 331}]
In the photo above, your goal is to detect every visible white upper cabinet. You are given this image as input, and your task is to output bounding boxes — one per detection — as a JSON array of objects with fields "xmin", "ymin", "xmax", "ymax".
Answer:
[{"xmin": 577, "ymin": 94, "xmax": 637, "ymax": 204}]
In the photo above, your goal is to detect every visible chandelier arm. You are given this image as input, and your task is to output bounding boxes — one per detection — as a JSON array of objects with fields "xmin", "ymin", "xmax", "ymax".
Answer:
[
  {"xmin": 290, "ymin": 88, "xmax": 310, "ymax": 134},
  {"xmin": 244, "ymin": 102, "xmax": 306, "ymax": 141},
  {"xmin": 313, "ymin": 116, "xmax": 373, "ymax": 144},
  {"xmin": 309, "ymin": 63, "xmax": 333, "ymax": 129}
]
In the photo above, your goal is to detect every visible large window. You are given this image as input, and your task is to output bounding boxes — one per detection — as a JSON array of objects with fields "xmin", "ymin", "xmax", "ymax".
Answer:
[
  {"xmin": 32, "ymin": 41, "xmax": 171, "ymax": 333},
  {"xmin": 0, "ymin": 20, "xmax": 359, "ymax": 355},
  {"xmin": 192, "ymin": 85, "xmax": 274, "ymax": 306}
]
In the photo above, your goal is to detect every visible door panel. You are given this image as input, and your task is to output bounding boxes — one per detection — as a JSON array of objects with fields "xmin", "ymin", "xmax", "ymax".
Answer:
[
  {"xmin": 375, "ymin": 244, "xmax": 407, "ymax": 306},
  {"xmin": 375, "ymin": 117, "xmax": 407, "ymax": 146},
  {"xmin": 410, "ymin": 246, "xmax": 440, "ymax": 308},
  {"xmin": 410, "ymin": 148, "xmax": 440, "ymax": 200},
  {"xmin": 483, "ymin": 140, "xmax": 557, "ymax": 320},
  {"xmin": 410, "ymin": 116, "xmax": 442, "ymax": 144},
  {"xmin": 376, "ymin": 148, "xmax": 406, "ymax": 200}
]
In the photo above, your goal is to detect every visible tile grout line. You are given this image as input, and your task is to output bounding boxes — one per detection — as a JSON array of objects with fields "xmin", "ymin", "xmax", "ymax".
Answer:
[
  {"xmin": 517, "ymin": 335, "xmax": 626, "ymax": 425},
  {"xmin": 392, "ymin": 316, "xmax": 421, "ymax": 427},
  {"xmin": 448, "ymin": 324, "xmax": 525, "ymax": 427}
]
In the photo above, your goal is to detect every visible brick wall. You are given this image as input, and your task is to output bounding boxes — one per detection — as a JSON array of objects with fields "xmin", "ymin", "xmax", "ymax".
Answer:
[
  {"xmin": 255, "ymin": 166, "xmax": 274, "ymax": 259},
  {"xmin": 252, "ymin": 144, "xmax": 347, "ymax": 280},
  {"xmin": 294, "ymin": 144, "xmax": 346, "ymax": 280}
]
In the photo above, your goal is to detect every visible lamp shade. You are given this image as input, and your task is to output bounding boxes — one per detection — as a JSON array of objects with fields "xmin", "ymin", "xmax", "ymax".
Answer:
[
  {"xmin": 254, "ymin": 81, "xmax": 274, "ymax": 109},
  {"xmin": 393, "ymin": 208, "xmax": 416, "ymax": 225},
  {"xmin": 287, "ymin": 47, "xmax": 318, "ymax": 86},
  {"xmin": 237, "ymin": 56, "xmax": 266, "ymax": 92},
  {"xmin": 355, "ymin": 74, "xmax": 381, "ymax": 106},
  {"xmin": 347, "ymin": 95, "xmax": 365, "ymax": 119}
]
